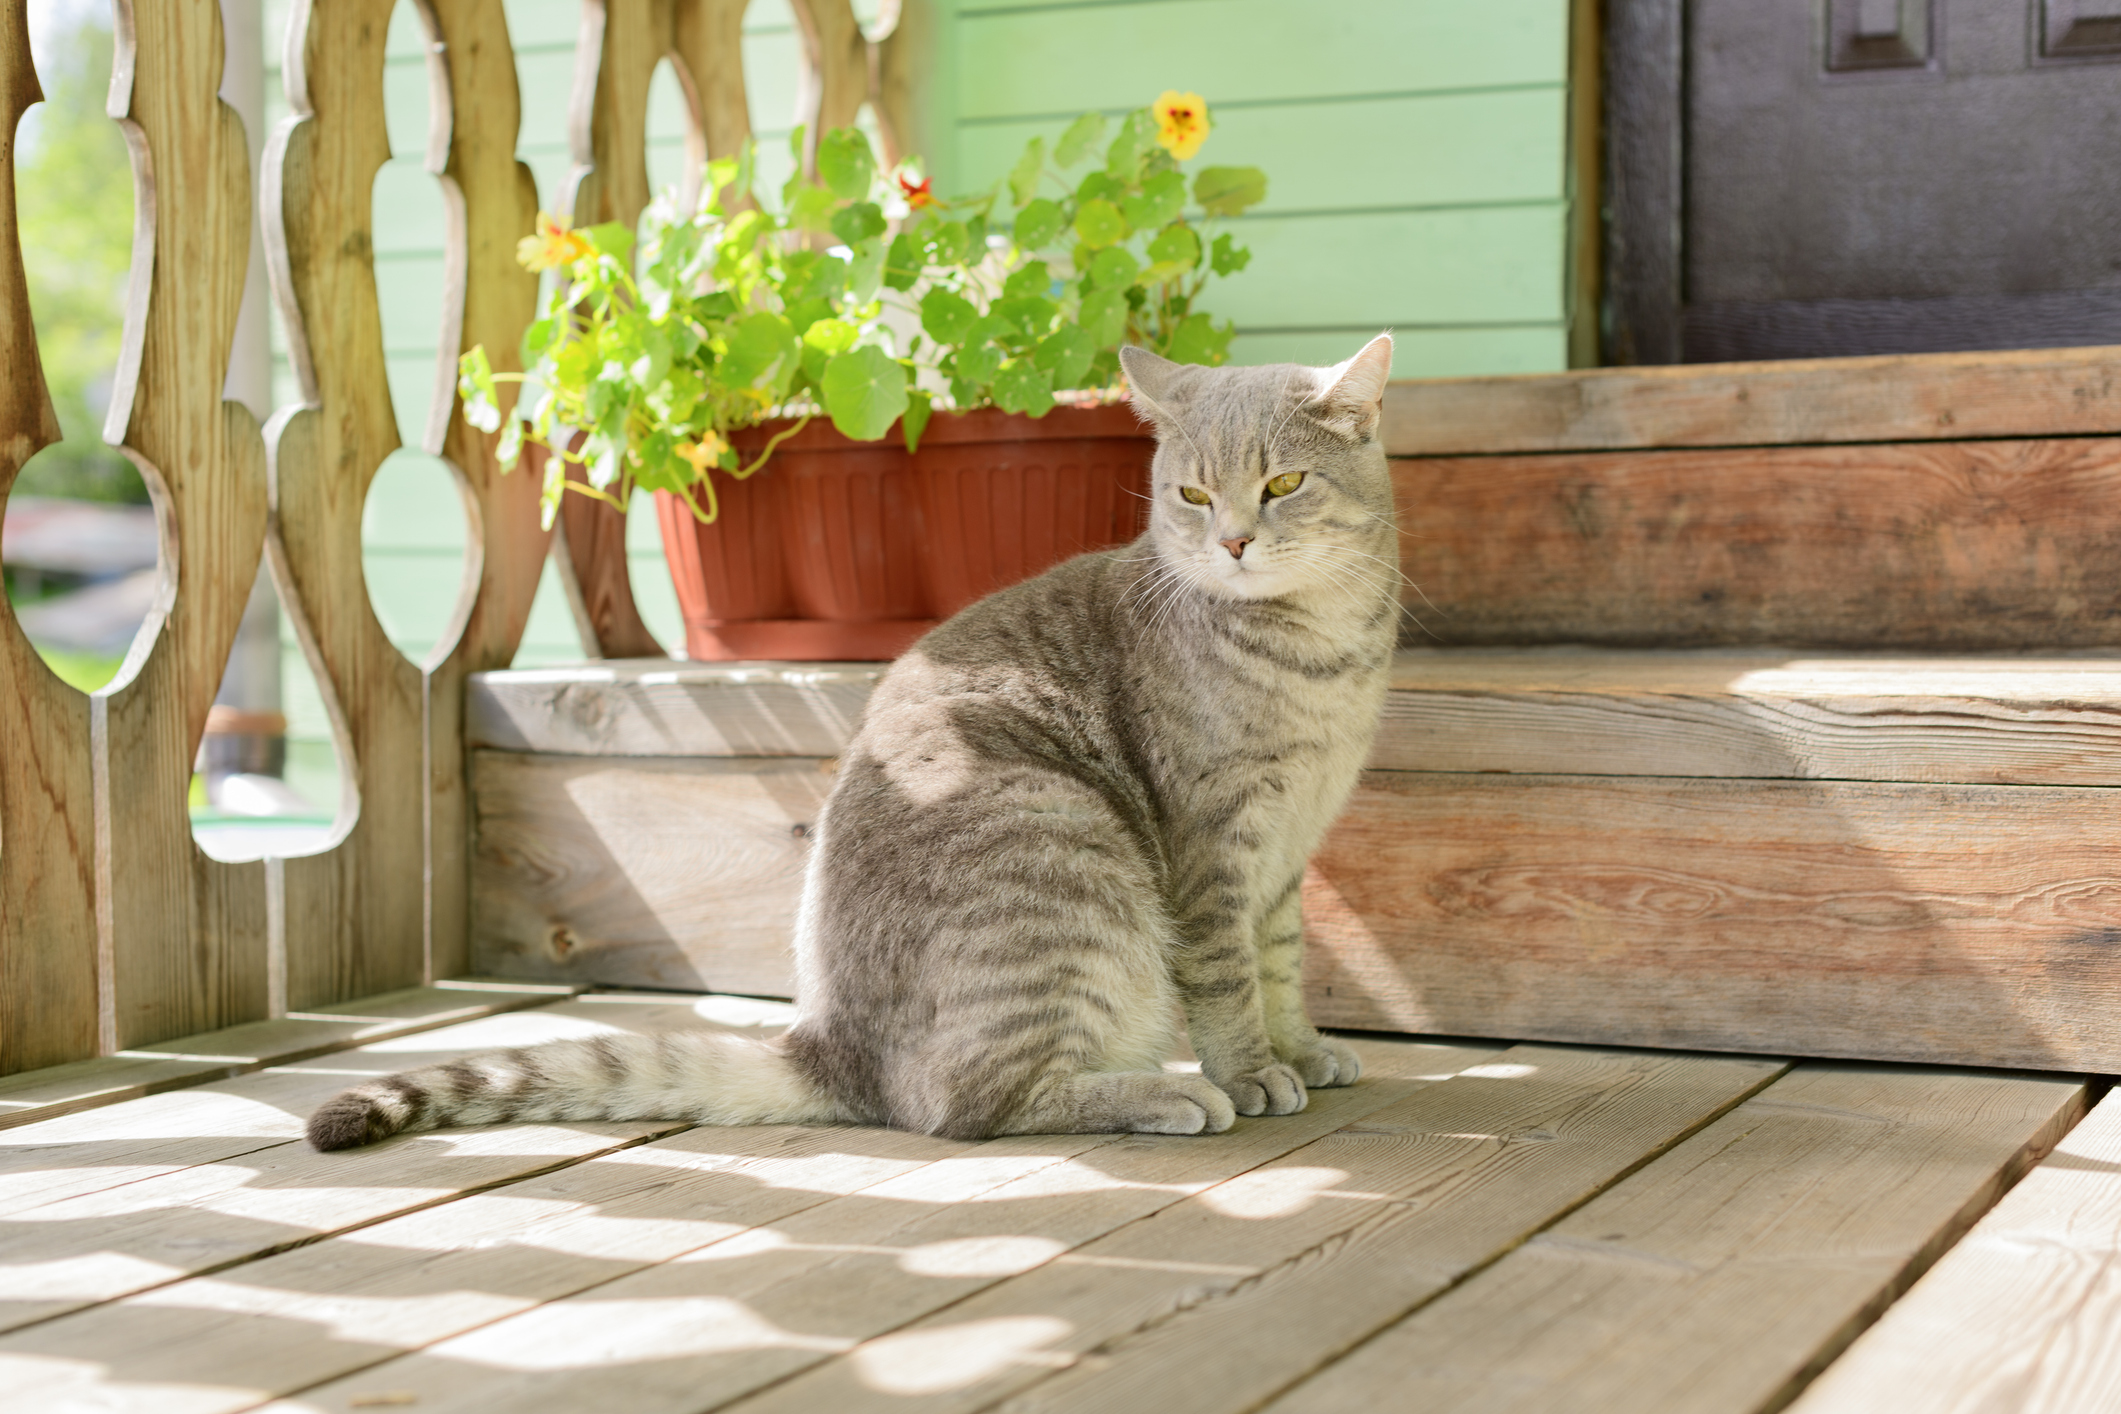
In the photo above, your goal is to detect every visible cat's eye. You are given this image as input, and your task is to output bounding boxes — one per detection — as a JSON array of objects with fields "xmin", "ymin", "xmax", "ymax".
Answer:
[
  {"xmin": 1179, "ymin": 486, "xmax": 1212, "ymax": 505},
  {"xmin": 1263, "ymin": 470, "xmax": 1305, "ymax": 498}
]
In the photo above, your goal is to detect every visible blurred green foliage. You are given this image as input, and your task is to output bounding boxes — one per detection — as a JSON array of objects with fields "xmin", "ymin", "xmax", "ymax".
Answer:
[{"xmin": 13, "ymin": 11, "xmax": 143, "ymax": 505}]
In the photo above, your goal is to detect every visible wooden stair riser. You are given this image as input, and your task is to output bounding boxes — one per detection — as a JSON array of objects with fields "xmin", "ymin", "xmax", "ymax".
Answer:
[
  {"xmin": 1395, "ymin": 437, "xmax": 2121, "ymax": 649},
  {"xmin": 1307, "ymin": 771, "xmax": 2121, "ymax": 1071}
]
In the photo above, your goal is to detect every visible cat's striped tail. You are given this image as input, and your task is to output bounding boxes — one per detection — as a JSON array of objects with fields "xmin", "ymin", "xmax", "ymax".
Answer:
[{"xmin": 306, "ymin": 1029, "xmax": 842, "ymax": 1151}]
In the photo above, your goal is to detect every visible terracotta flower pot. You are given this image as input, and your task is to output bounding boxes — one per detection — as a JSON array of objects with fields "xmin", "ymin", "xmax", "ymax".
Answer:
[
  {"xmin": 911, "ymin": 403, "xmax": 1155, "ymax": 619},
  {"xmin": 653, "ymin": 469, "xmax": 795, "ymax": 660},
  {"xmin": 655, "ymin": 420, "xmax": 937, "ymax": 662}
]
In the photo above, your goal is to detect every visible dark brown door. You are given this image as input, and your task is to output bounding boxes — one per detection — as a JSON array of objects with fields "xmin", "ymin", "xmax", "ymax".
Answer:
[{"xmin": 1604, "ymin": 0, "xmax": 2121, "ymax": 363}]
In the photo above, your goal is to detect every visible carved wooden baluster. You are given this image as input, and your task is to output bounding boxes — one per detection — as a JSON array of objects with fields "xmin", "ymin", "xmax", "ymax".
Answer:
[
  {"xmin": 98, "ymin": 0, "xmax": 273, "ymax": 1045},
  {"xmin": 424, "ymin": 0, "xmax": 547, "ymax": 977},
  {"xmin": 0, "ymin": 0, "xmax": 98, "ymax": 1072},
  {"xmin": 555, "ymin": 0, "xmax": 758, "ymax": 660},
  {"xmin": 262, "ymin": 0, "xmax": 427, "ymax": 1007},
  {"xmin": 870, "ymin": 0, "xmax": 932, "ymax": 170},
  {"xmin": 788, "ymin": 0, "xmax": 866, "ymax": 180}
]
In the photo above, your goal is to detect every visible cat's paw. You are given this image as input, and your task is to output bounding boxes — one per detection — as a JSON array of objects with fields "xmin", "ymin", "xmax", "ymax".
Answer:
[
  {"xmin": 1217, "ymin": 1063, "xmax": 1308, "ymax": 1117},
  {"xmin": 1123, "ymin": 1074, "xmax": 1237, "ymax": 1135},
  {"xmin": 1281, "ymin": 1038, "xmax": 1362, "ymax": 1089}
]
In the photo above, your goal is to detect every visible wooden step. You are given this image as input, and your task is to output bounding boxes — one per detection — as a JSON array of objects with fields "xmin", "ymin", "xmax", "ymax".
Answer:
[{"xmin": 464, "ymin": 649, "xmax": 2121, "ymax": 1071}]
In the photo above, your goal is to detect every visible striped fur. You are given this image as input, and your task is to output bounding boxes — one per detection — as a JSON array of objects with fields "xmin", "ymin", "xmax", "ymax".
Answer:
[{"xmin": 308, "ymin": 336, "xmax": 1400, "ymax": 1151}]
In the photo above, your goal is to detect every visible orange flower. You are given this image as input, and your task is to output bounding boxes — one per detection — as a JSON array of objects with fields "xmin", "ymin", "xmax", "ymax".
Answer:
[
  {"xmin": 517, "ymin": 212, "xmax": 592, "ymax": 272},
  {"xmin": 1153, "ymin": 91, "xmax": 1209, "ymax": 161},
  {"xmin": 677, "ymin": 431, "xmax": 728, "ymax": 476},
  {"xmin": 897, "ymin": 171, "xmax": 934, "ymax": 209}
]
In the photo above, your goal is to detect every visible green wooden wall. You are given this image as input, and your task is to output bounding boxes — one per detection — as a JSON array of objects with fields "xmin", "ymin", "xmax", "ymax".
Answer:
[
  {"xmin": 936, "ymin": 0, "xmax": 1574, "ymax": 374},
  {"xmin": 260, "ymin": 0, "xmax": 1579, "ymax": 810}
]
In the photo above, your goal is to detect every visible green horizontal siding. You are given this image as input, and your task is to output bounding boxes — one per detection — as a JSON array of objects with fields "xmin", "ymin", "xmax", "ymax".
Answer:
[
  {"xmin": 957, "ymin": 85, "xmax": 1567, "ymax": 213},
  {"xmin": 954, "ymin": 0, "xmax": 1567, "ymax": 118}
]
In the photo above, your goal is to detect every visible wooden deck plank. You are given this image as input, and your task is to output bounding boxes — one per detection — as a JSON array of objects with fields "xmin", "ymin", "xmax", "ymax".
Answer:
[
  {"xmin": 1788, "ymin": 1087, "xmax": 2121, "ymax": 1414},
  {"xmin": 1265, "ymin": 1063, "xmax": 2088, "ymax": 1414},
  {"xmin": 237, "ymin": 1038, "xmax": 1503, "ymax": 1414},
  {"xmin": 0, "ymin": 980, "xmax": 581, "ymax": 1133},
  {"xmin": 0, "ymin": 1123, "xmax": 965, "ymax": 1414},
  {"xmin": 1305, "ymin": 772, "xmax": 2121, "ymax": 1072},
  {"xmin": 723, "ymin": 1047, "xmax": 1785, "ymax": 1414},
  {"xmin": 0, "ymin": 993, "xmax": 766, "ymax": 1332}
]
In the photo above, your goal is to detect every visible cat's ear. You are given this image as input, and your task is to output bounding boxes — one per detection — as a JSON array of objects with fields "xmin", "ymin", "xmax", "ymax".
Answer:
[
  {"xmin": 1312, "ymin": 333, "xmax": 1393, "ymax": 441},
  {"xmin": 1120, "ymin": 345, "xmax": 1184, "ymax": 422}
]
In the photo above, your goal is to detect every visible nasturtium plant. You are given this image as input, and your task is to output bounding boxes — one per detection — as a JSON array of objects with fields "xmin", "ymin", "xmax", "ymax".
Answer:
[{"xmin": 456, "ymin": 89, "xmax": 1264, "ymax": 526}]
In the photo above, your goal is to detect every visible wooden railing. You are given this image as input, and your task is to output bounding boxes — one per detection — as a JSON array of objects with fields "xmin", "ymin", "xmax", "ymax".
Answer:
[{"xmin": 0, "ymin": 0, "xmax": 924, "ymax": 1076}]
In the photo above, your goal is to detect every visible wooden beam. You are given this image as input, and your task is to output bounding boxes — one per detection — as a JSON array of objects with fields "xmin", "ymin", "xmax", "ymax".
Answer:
[
  {"xmin": 1379, "ymin": 648, "xmax": 2121, "ymax": 787},
  {"xmin": 0, "ymin": 0, "xmax": 97, "ymax": 1074},
  {"xmin": 1305, "ymin": 771, "xmax": 2121, "ymax": 1071},
  {"xmin": 1395, "ymin": 437, "xmax": 2121, "ymax": 650},
  {"xmin": 99, "ymin": 0, "xmax": 273, "ymax": 1045},
  {"xmin": 1382, "ymin": 346, "xmax": 2121, "ymax": 457},
  {"xmin": 466, "ymin": 660, "xmax": 884, "ymax": 756}
]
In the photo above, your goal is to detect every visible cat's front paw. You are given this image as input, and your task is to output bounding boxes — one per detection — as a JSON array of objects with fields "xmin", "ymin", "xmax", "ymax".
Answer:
[
  {"xmin": 1281, "ymin": 1038, "xmax": 1362, "ymax": 1089},
  {"xmin": 1217, "ymin": 1063, "xmax": 1308, "ymax": 1117}
]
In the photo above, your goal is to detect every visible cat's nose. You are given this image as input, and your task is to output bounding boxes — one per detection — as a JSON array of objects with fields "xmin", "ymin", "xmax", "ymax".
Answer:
[{"xmin": 1219, "ymin": 536, "xmax": 1252, "ymax": 559}]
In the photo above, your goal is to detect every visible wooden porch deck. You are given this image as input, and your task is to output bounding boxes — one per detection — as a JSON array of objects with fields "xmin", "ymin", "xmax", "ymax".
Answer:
[{"xmin": 1, "ymin": 990, "xmax": 2113, "ymax": 1414}]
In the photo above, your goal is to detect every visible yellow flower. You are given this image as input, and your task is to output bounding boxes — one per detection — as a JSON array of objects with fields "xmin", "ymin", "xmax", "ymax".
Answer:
[
  {"xmin": 1153, "ymin": 91, "xmax": 1209, "ymax": 161},
  {"xmin": 677, "ymin": 431, "xmax": 728, "ymax": 476},
  {"xmin": 517, "ymin": 212, "xmax": 592, "ymax": 272}
]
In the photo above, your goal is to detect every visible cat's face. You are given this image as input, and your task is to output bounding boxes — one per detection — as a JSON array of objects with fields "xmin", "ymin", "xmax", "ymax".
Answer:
[{"xmin": 1122, "ymin": 337, "xmax": 1397, "ymax": 605}]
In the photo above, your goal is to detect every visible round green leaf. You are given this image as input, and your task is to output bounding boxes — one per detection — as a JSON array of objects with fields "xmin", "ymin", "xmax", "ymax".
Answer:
[
  {"xmin": 820, "ymin": 345, "xmax": 910, "ymax": 442},
  {"xmin": 1193, "ymin": 165, "xmax": 1268, "ymax": 217},
  {"xmin": 1074, "ymin": 198, "xmax": 1128, "ymax": 250},
  {"xmin": 818, "ymin": 127, "xmax": 878, "ymax": 200},
  {"xmin": 920, "ymin": 288, "xmax": 979, "ymax": 345},
  {"xmin": 1146, "ymin": 223, "xmax": 1201, "ymax": 270},
  {"xmin": 831, "ymin": 200, "xmax": 887, "ymax": 244},
  {"xmin": 1055, "ymin": 112, "xmax": 1108, "ymax": 167},
  {"xmin": 992, "ymin": 359, "xmax": 1056, "ymax": 417},
  {"xmin": 1087, "ymin": 245, "xmax": 1140, "ymax": 290},
  {"xmin": 1013, "ymin": 198, "xmax": 1066, "ymax": 252}
]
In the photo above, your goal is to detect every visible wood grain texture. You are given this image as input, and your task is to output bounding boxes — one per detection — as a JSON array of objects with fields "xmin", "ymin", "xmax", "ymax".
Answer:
[
  {"xmin": 550, "ymin": 0, "xmax": 764, "ymax": 661},
  {"xmin": 424, "ymin": 0, "xmax": 551, "ymax": 982},
  {"xmin": 97, "ymin": 0, "xmax": 273, "ymax": 1046},
  {"xmin": 1382, "ymin": 346, "xmax": 2121, "ymax": 456},
  {"xmin": 1791, "ymin": 1089, "xmax": 2121, "ymax": 1414},
  {"xmin": 0, "ymin": 998, "xmax": 704, "ymax": 1335},
  {"xmin": 802, "ymin": 1047, "xmax": 1782, "ymax": 1414},
  {"xmin": 1270, "ymin": 1064, "xmax": 2089, "ymax": 1414},
  {"xmin": 262, "ymin": 0, "xmax": 430, "ymax": 1012},
  {"xmin": 1, "ymin": 1113, "xmax": 956, "ymax": 1414},
  {"xmin": 1306, "ymin": 771, "xmax": 2121, "ymax": 1071},
  {"xmin": 0, "ymin": 0, "xmax": 97, "ymax": 1074},
  {"xmin": 464, "ymin": 649, "xmax": 2121, "ymax": 786},
  {"xmin": 465, "ymin": 660, "xmax": 883, "ymax": 755},
  {"xmin": 1396, "ymin": 437, "xmax": 2121, "ymax": 649},
  {"xmin": 0, "ymin": 979, "xmax": 576, "ymax": 1133},
  {"xmin": 243, "ymin": 1037, "xmax": 1508, "ymax": 1414},
  {"xmin": 469, "ymin": 750, "xmax": 827, "ymax": 995},
  {"xmin": 1381, "ymin": 648, "xmax": 2121, "ymax": 786}
]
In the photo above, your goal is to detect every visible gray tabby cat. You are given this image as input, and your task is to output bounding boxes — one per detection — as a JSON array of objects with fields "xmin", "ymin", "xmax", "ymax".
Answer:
[{"xmin": 308, "ymin": 333, "xmax": 1398, "ymax": 1150}]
